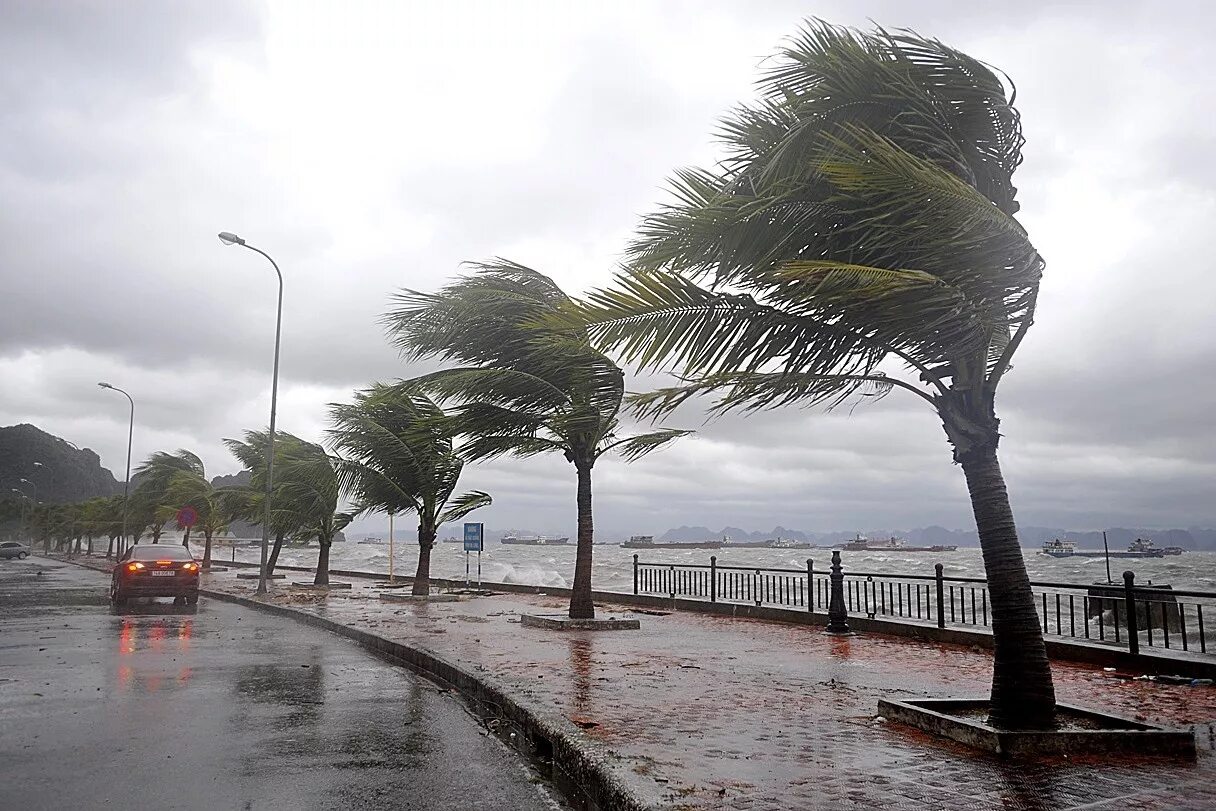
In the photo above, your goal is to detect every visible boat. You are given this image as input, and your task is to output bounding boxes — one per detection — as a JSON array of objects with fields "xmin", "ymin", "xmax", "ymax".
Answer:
[
  {"xmin": 501, "ymin": 533, "xmax": 569, "ymax": 546},
  {"xmin": 621, "ymin": 535, "xmax": 723, "ymax": 550},
  {"xmin": 1162, "ymin": 546, "xmax": 1187, "ymax": 556},
  {"xmin": 1039, "ymin": 537, "xmax": 1165, "ymax": 558},
  {"xmin": 842, "ymin": 535, "xmax": 957, "ymax": 553},
  {"xmin": 358, "ymin": 537, "xmax": 386, "ymax": 545},
  {"xmin": 720, "ymin": 537, "xmax": 816, "ymax": 549}
]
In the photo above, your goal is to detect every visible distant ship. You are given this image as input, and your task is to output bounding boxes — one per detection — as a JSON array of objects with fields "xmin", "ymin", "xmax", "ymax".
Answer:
[
  {"xmin": 501, "ymin": 533, "xmax": 569, "ymax": 546},
  {"xmin": 1039, "ymin": 538, "xmax": 1165, "ymax": 558},
  {"xmin": 358, "ymin": 537, "xmax": 385, "ymax": 545},
  {"xmin": 721, "ymin": 537, "xmax": 816, "ymax": 549},
  {"xmin": 621, "ymin": 535, "xmax": 723, "ymax": 550},
  {"xmin": 842, "ymin": 535, "xmax": 958, "ymax": 553},
  {"xmin": 1162, "ymin": 546, "xmax": 1187, "ymax": 556}
]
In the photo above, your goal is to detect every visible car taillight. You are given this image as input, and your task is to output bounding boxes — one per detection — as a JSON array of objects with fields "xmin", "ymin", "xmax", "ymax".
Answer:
[
  {"xmin": 156, "ymin": 560, "xmax": 173, "ymax": 565},
  {"xmin": 181, "ymin": 562, "xmax": 198, "ymax": 572},
  {"xmin": 126, "ymin": 562, "xmax": 145, "ymax": 572}
]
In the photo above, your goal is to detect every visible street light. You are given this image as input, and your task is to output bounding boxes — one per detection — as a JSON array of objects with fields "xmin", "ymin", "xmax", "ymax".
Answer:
[
  {"xmin": 18, "ymin": 477, "xmax": 36, "ymax": 501},
  {"xmin": 218, "ymin": 230, "xmax": 283, "ymax": 595},
  {"xmin": 98, "ymin": 382, "xmax": 135, "ymax": 558}
]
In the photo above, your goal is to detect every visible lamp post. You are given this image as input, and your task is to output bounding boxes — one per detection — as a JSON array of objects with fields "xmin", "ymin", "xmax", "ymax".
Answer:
[
  {"xmin": 218, "ymin": 231, "xmax": 283, "ymax": 596},
  {"xmin": 98, "ymin": 383, "xmax": 135, "ymax": 558},
  {"xmin": 10, "ymin": 488, "xmax": 31, "ymax": 536}
]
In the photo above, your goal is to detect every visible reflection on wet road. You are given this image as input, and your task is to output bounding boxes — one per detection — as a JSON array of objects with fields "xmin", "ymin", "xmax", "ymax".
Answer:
[{"xmin": 0, "ymin": 559, "xmax": 561, "ymax": 811}]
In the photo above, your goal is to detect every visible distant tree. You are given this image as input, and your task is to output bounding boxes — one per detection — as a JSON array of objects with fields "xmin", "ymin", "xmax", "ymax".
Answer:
[
  {"xmin": 328, "ymin": 385, "xmax": 491, "ymax": 595},
  {"xmin": 270, "ymin": 438, "xmax": 355, "ymax": 586},
  {"xmin": 165, "ymin": 469, "xmax": 229, "ymax": 569},
  {"xmin": 574, "ymin": 23, "xmax": 1054, "ymax": 727},
  {"xmin": 384, "ymin": 262, "xmax": 689, "ymax": 617},
  {"xmin": 134, "ymin": 451, "xmax": 207, "ymax": 549},
  {"xmin": 223, "ymin": 430, "xmax": 312, "ymax": 575}
]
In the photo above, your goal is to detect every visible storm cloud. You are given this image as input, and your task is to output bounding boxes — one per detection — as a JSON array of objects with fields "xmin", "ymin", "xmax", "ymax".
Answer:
[{"xmin": 2, "ymin": 0, "xmax": 1213, "ymax": 538}]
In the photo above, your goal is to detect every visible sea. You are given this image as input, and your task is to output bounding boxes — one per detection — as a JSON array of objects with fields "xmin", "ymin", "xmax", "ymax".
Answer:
[{"xmin": 218, "ymin": 541, "xmax": 1216, "ymax": 594}]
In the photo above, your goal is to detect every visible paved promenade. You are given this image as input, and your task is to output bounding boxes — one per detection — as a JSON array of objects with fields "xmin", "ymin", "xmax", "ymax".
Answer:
[{"xmin": 56, "ymin": 556, "xmax": 1216, "ymax": 809}]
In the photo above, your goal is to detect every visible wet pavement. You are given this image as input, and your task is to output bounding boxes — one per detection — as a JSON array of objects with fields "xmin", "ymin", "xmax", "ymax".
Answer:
[
  {"xmin": 189, "ymin": 565, "xmax": 1216, "ymax": 811},
  {"xmin": 0, "ymin": 558, "xmax": 563, "ymax": 811}
]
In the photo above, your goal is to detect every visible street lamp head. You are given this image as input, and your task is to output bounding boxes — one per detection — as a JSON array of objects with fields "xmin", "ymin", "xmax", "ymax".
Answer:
[
  {"xmin": 98, "ymin": 382, "xmax": 112, "ymax": 389},
  {"xmin": 218, "ymin": 231, "xmax": 245, "ymax": 246},
  {"xmin": 33, "ymin": 461, "xmax": 43, "ymax": 467},
  {"xmin": 19, "ymin": 478, "xmax": 31, "ymax": 484}
]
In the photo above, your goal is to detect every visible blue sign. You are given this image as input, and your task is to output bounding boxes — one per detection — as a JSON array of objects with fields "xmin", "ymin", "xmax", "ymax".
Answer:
[{"xmin": 463, "ymin": 523, "xmax": 484, "ymax": 552}]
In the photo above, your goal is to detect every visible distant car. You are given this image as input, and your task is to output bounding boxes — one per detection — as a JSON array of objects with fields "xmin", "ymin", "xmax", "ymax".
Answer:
[
  {"xmin": 111, "ymin": 545, "xmax": 200, "ymax": 606},
  {"xmin": 1, "ymin": 541, "xmax": 31, "ymax": 559}
]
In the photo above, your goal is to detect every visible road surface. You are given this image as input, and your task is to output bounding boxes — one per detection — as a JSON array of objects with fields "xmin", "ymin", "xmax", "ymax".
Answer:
[{"xmin": 0, "ymin": 557, "xmax": 563, "ymax": 810}]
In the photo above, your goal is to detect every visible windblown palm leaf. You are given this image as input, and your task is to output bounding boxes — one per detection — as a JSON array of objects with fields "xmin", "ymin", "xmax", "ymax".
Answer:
[
  {"xmin": 328, "ymin": 385, "xmax": 491, "ymax": 594},
  {"xmin": 384, "ymin": 261, "xmax": 690, "ymax": 617},
  {"xmin": 577, "ymin": 20, "xmax": 1054, "ymax": 729}
]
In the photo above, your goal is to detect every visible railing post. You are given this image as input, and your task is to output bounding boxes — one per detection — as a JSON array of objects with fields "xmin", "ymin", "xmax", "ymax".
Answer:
[
  {"xmin": 806, "ymin": 559, "xmax": 814, "ymax": 613},
  {"xmin": 935, "ymin": 563, "xmax": 946, "ymax": 629},
  {"xmin": 1123, "ymin": 570, "xmax": 1140, "ymax": 655},
  {"xmin": 633, "ymin": 554, "xmax": 639, "ymax": 595},
  {"xmin": 826, "ymin": 551, "xmax": 850, "ymax": 634},
  {"xmin": 709, "ymin": 556, "xmax": 717, "ymax": 603}
]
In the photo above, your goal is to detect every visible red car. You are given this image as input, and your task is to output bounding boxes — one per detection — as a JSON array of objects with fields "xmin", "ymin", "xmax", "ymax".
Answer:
[{"xmin": 111, "ymin": 545, "xmax": 200, "ymax": 606}]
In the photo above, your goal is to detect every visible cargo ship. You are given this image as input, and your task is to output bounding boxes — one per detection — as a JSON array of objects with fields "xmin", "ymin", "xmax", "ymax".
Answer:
[
  {"xmin": 621, "ymin": 535, "xmax": 723, "ymax": 550},
  {"xmin": 841, "ymin": 535, "xmax": 958, "ymax": 553},
  {"xmin": 1040, "ymin": 538, "xmax": 1165, "ymax": 558},
  {"xmin": 501, "ymin": 533, "xmax": 569, "ymax": 546}
]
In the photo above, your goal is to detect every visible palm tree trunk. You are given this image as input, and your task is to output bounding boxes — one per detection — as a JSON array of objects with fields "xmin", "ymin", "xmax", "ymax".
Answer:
[
  {"xmin": 202, "ymin": 530, "xmax": 213, "ymax": 568},
  {"xmin": 106, "ymin": 533, "xmax": 115, "ymax": 559},
  {"xmin": 315, "ymin": 538, "xmax": 331, "ymax": 586},
  {"xmin": 960, "ymin": 444, "xmax": 1056, "ymax": 729},
  {"xmin": 267, "ymin": 531, "xmax": 286, "ymax": 575},
  {"xmin": 413, "ymin": 524, "xmax": 436, "ymax": 596},
  {"xmin": 568, "ymin": 463, "xmax": 595, "ymax": 620}
]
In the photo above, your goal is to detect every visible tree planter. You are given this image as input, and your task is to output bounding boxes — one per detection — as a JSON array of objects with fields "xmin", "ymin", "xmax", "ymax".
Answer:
[
  {"xmin": 290, "ymin": 581, "xmax": 352, "ymax": 590},
  {"xmin": 878, "ymin": 698, "xmax": 1195, "ymax": 759},
  {"xmin": 521, "ymin": 614, "xmax": 640, "ymax": 631},
  {"xmin": 236, "ymin": 573, "xmax": 285, "ymax": 580}
]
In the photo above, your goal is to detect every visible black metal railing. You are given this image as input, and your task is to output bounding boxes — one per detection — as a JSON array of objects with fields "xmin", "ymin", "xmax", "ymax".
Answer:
[{"xmin": 633, "ymin": 554, "xmax": 1216, "ymax": 658}]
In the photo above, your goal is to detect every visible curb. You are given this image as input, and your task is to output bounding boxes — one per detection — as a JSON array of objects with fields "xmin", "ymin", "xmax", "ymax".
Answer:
[{"xmin": 198, "ymin": 586, "xmax": 662, "ymax": 811}]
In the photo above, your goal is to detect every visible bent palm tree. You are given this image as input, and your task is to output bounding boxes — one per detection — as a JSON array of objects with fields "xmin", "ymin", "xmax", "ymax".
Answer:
[
  {"xmin": 384, "ymin": 262, "xmax": 690, "ymax": 618},
  {"xmin": 223, "ymin": 430, "xmax": 310, "ymax": 575},
  {"xmin": 328, "ymin": 385, "xmax": 490, "ymax": 596},
  {"xmin": 576, "ymin": 22, "xmax": 1053, "ymax": 727},
  {"xmin": 271, "ymin": 438, "xmax": 354, "ymax": 586},
  {"xmin": 134, "ymin": 450, "xmax": 207, "ymax": 549}
]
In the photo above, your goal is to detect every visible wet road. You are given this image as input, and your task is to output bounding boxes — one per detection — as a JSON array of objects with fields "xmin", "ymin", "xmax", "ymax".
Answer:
[{"xmin": 0, "ymin": 559, "xmax": 562, "ymax": 811}]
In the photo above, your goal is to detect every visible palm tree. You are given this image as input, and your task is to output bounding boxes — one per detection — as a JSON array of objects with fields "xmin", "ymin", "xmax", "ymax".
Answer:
[
  {"xmin": 269, "ymin": 437, "xmax": 354, "ymax": 586},
  {"xmin": 384, "ymin": 262, "xmax": 690, "ymax": 618},
  {"xmin": 165, "ymin": 469, "xmax": 229, "ymax": 569},
  {"xmin": 134, "ymin": 450, "xmax": 207, "ymax": 548},
  {"xmin": 575, "ymin": 22, "xmax": 1053, "ymax": 727},
  {"xmin": 328, "ymin": 385, "xmax": 491, "ymax": 596},
  {"xmin": 223, "ymin": 430, "xmax": 311, "ymax": 575}
]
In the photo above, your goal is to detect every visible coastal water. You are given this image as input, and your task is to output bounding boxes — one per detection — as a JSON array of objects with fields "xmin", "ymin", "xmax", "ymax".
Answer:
[{"xmin": 222, "ymin": 541, "xmax": 1216, "ymax": 594}]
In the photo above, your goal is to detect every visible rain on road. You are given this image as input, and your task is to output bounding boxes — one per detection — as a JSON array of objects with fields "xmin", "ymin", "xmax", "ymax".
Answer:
[{"xmin": 0, "ymin": 558, "xmax": 563, "ymax": 811}]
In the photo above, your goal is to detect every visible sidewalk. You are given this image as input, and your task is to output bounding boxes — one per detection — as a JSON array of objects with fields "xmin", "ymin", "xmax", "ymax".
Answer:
[{"xmin": 63, "ymin": 556, "xmax": 1216, "ymax": 809}]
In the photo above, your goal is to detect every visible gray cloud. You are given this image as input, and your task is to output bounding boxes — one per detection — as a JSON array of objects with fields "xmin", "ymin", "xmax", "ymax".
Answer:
[{"xmin": 2, "ymin": 0, "xmax": 1214, "ymax": 539}]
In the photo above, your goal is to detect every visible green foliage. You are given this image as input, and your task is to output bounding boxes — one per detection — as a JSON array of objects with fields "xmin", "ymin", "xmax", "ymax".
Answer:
[
  {"xmin": 327, "ymin": 385, "xmax": 489, "ymax": 533},
  {"xmin": 384, "ymin": 260, "xmax": 691, "ymax": 469},
  {"xmin": 576, "ymin": 20, "xmax": 1042, "ymax": 461}
]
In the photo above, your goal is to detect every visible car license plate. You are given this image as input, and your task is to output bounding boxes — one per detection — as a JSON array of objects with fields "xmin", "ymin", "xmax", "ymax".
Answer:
[{"xmin": 150, "ymin": 570, "xmax": 176, "ymax": 577}]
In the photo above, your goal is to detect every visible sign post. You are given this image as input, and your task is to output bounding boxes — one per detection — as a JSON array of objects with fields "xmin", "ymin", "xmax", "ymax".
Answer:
[
  {"xmin": 463, "ymin": 523, "xmax": 484, "ymax": 588},
  {"xmin": 388, "ymin": 512, "xmax": 395, "ymax": 584},
  {"xmin": 176, "ymin": 507, "xmax": 198, "ymax": 552}
]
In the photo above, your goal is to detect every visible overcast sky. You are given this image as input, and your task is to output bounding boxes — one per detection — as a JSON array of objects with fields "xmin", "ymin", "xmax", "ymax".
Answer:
[{"xmin": 2, "ymin": 0, "xmax": 1213, "ymax": 538}]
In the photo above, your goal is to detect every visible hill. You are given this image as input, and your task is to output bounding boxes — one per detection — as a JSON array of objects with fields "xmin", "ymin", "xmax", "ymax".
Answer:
[{"xmin": 0, "ymin": 423, "xmax": 122, "ymax": 503}]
